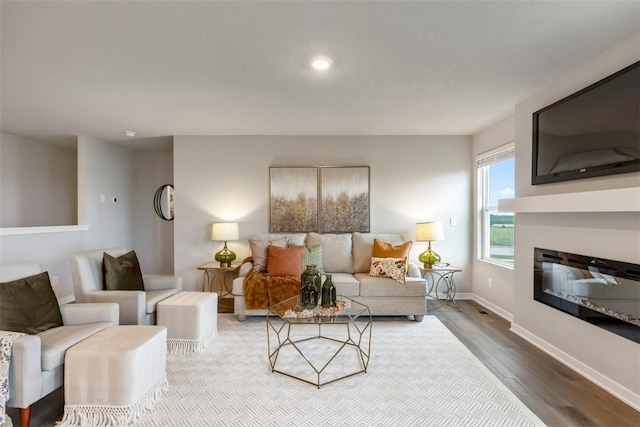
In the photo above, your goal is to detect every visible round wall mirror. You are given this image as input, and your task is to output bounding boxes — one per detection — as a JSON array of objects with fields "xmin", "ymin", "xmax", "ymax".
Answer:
[{"xmin": 154, "ymin": 184, "xmax": 174, "ymax": 221}]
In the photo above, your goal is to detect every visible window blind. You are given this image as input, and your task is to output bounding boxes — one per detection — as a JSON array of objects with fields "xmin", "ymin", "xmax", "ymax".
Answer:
[{"xmin": 477, "ymin": 142, "xmax": 515, "ymax": 167}]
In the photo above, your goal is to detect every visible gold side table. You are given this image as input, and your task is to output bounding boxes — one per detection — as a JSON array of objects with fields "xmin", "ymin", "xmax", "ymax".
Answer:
[
  {"xmin": 197, "ymin": 262, "xmax": 240, "ymax": 313},
  {"xmin": 419, "ymin": 264, "xmax": 462, "ymax": 311}
]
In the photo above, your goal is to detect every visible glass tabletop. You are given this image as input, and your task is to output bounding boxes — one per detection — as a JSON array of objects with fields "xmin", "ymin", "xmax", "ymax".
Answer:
[{"xmin": 268, "ymin": 295, "xmax": 370, "ymax": 325}]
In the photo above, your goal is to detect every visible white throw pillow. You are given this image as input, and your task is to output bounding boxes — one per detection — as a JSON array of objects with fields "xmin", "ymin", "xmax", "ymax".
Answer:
[{"xmin": 306, "ymin": 233, "xmax": 354, "ymax": 273}]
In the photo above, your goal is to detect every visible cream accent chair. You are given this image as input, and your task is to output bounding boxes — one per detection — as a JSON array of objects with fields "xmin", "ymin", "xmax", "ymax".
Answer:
[
  {"xmin": 69, "ymin": 248, "xmax": 183, "ymax": 325},
  {"xmin": 0, "ymin": 262, "xmax": 119, "ymax": 427}
]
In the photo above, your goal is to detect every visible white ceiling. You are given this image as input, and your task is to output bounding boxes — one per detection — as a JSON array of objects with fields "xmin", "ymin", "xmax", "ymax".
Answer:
[{"xmin": 1, "ymin": 1, "xmax": 639, "ymax": 150}]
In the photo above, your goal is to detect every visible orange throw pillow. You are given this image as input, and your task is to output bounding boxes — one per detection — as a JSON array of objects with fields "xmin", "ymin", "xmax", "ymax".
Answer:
[
  {"xmin": 372, "ymin": 238, "xmax": 412, "ymax": 258},
  {"xmin": 266, "ymin": 245, "xmax": 304, "ymax": 276}
]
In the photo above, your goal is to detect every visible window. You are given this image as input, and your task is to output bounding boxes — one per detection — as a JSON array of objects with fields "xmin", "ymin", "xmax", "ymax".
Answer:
[{"xmin": 477, "ymin": 143, "xmax": 515, "ymax": 266}]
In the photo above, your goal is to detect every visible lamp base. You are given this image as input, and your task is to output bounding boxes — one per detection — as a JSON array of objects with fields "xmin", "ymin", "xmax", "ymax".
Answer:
[
  {"xmin": 419, "ymin": 248, "xmax": 440, "ymax": 269},
  {"xmin": 215, "ymin": 243, "xmax": 236, "ymax": 268}
]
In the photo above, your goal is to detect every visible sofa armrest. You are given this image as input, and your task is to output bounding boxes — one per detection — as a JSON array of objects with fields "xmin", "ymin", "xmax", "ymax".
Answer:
[
  {"xmin": 143, "ymin": 274, "xmax": 183, "ymax": 291},
  {"xmin": 8, "ymin": 334, "xmax": 43, "ymax": 408},
  {"xmin": 407, "ymin": 262, "xmax": 422, "ymax": 278},
  {"xmin": 238, "ymin": 261, "xmax": 253, "ymax": 278},
  {"xmin": 60, "ymin": 303, "xmax": 119, "ymax": 326},
  {"xmin": 83, "ymin": 290, "xmax": 145, "ymax": 325}
]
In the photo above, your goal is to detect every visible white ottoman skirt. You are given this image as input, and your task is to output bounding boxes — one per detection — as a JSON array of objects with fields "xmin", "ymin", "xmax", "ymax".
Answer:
[
  {"xmin": 59, "ymin": 326, "xmax": 167, "ymax": 426},
  {"xmin": 157, "ymin": 291, "xmax": 218, "ymax": 354}
]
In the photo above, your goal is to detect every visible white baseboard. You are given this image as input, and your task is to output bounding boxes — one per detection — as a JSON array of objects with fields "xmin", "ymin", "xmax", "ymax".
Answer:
[
  {"xmin": 510, "ymin": 322, "xmax": 640, "ymax": 412},
  {"xmin": 469, "ymin": 294, "xmax": 514, "ymax": 322}
]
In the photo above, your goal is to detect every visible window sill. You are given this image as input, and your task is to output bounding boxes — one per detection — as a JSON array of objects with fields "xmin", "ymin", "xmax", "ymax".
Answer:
[{"xmin": 479, "ymin": 258, "xmax": 514, "ymax": 270}]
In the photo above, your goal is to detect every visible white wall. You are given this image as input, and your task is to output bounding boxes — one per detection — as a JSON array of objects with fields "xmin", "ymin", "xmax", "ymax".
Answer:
[
  {"xmin": 174, "ymin": 136, "xmax": 473, "ymax": 292},
  {"xmin": 132, "ymin": 148, "xmax": 174, "ymax": 274},
  {"xmin": 510, "ymin": 33, "xmax": 640, "ymax": 407},
  {"xmin": 0, "ymin": 136, "xmax": 136, "ymax": 301},
  {"xmin": 0, "ymin": 132, "xmax": 77, "ymax": 227},
  {"xmin": 471, "ymin": 114, "xmax": 515, "ymax": 319}
]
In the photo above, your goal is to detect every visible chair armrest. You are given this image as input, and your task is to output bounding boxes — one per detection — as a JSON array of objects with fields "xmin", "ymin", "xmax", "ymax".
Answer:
[
  {"xmin": 83, "ymin": 291, "xmax": 145, "ymax": 325},
  {"xmin": 60, "ymin": 303, "xmax": 119, "ymax": 326},
  {"xmin": 9, "ymin": 334, "xmax": 43, "ymax": 408},
  {"xmin": 143, "ymin": 274, "xmax": 183, "ymax": 291}
]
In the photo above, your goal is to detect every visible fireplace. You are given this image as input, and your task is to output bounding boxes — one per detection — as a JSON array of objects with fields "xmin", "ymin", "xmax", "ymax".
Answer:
[{"xmin": 534, "ymin": 248, "xmax": 640, "ymax": 343}]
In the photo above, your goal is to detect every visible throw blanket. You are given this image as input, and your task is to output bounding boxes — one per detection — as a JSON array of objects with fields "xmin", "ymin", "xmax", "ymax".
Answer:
[
  {"xmin": 243, "ymin": 269, "xmax": 300, "ymax": 309},
  {"xmin": 1, "ymin": 331, "xmax": 24, "ymax": 427}
]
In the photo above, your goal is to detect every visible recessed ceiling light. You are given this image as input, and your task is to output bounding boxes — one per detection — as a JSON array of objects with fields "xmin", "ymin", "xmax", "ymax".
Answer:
[
  {"xmin": 123, "ymin": 130, "xmax": 136, "ymax": 137},
  {"xmin": 311, "ymin": 56, "xmax": 333, "ymax": 71}
]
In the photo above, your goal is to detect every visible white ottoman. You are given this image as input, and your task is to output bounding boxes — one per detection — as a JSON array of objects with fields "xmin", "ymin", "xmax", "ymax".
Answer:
[
  {"xmin": 59, "ymin": 325, "xmax": 167, "ymax": 426},
  {"xmin": 157, "ymin": 291, "xmax": 218, "ymax": 353}
]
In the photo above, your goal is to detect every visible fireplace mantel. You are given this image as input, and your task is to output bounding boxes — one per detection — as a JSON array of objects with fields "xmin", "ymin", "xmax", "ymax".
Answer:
[{"xmin": 498, "ymin": 187, "xmax": 640, "ymax": 213}]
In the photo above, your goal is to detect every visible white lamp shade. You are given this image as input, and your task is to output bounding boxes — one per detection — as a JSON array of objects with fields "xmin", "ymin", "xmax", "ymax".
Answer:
[
  {"xmin": 211, "ymin": 222, "xmax": 239, "ymax": 241},
  {"xmin": 415, "ymin": 221, "xmax": 445, "ymax": 242}
]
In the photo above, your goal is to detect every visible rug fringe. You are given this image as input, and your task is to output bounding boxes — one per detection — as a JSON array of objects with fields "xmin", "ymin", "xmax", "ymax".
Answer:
[
  {"xmin": 167, "ymin": 330, "xmax": 216, "ymax": 354},
  {"xmin": 56, "ymin": 375, "xmax": 168, "ymax": 427}
]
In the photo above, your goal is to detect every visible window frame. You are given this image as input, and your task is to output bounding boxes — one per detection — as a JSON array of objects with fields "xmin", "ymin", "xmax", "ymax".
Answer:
[{"xmin": 477, "ymin": 142, "xmax": 515, "ymax": 268}]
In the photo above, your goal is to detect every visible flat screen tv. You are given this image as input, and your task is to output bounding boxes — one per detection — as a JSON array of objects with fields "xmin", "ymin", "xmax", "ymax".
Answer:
[{"xmin": 532, "ymin": 61, "xmax": 640, "ymax": 185}]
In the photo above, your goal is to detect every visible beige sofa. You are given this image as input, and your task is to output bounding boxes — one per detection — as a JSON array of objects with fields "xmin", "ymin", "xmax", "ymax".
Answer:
[{"xmin": 232, "ymin": 232, "xmax": 427, "ymax": 322}]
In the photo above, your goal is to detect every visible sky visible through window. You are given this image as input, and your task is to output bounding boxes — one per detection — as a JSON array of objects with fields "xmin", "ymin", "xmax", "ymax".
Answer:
[{"xmin": 489, "ymin": 158, "xmax": 515, "ymax": 207}]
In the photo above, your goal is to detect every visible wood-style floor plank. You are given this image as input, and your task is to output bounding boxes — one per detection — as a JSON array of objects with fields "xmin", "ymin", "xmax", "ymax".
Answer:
[{"xmin": 7, "ymin": 300, "xmax": 640, "ymax": 426}]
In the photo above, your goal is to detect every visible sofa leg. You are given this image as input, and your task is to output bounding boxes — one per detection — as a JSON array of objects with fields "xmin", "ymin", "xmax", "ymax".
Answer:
[
  {"xmin": 237, "ymin": 315, "xmax": 247, "ymax": 322},
  {"xmin": 20, "ymin": 406, "xmax": 31, "ymax": 427},
  {"xmin": 414, "ymin": 315, "xmax": 424, "ymax": 322}
]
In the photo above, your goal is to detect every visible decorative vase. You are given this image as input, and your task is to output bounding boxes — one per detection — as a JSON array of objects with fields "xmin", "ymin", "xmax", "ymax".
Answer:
[
  {"xmin": 300, "ymin": 264, "xmax": 321, "ymax": 310},
  {"xmin": 321, "ymin": 274, "xmax": 337, "ymax": 308}
]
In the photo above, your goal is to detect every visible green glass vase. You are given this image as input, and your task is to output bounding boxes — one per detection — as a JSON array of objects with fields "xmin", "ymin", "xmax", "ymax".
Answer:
[
  {"xmin": 300, "ymin": 264, "xmax": 321, "ymax": 310},
  {"xmin": 321, "ymin": 274, "xmax": 337, "ymax": 308}
]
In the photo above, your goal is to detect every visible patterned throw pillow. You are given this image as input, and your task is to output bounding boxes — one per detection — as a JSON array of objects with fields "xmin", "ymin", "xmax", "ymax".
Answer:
[
  {"xmin": 302, "ymin": 245, "xmax": 324, "ymax": 274},
  {"xmin": 369, "ymin": 257, "xmax": 407, "ymax": 284},
  {"xmin": 266, "ymin": 245, "xmax": 304, "ymax": 276}
]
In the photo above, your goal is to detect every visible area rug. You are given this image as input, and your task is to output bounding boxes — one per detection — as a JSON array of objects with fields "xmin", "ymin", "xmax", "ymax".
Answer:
[{"xmin": 135, "ymin": 315, "xmax": 546, "ymax": 427}]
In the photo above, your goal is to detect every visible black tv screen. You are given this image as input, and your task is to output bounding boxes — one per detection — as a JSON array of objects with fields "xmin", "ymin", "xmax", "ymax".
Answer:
[{"xmin": 532, "ymin": 61, "xmax": 640, "ymax": 185}]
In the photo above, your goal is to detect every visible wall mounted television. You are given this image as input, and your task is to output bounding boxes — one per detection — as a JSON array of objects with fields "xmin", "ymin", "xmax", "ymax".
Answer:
[{"xmin": 532, "ymin": 61, "xmax": 640, "ymax": 185}]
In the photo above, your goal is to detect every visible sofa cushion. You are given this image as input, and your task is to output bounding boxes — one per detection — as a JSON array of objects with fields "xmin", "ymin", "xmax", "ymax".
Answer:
[
  {"xmin": 38, "ymin": 322, "xmax": 113, "ymax": 371},
  {"xmin": 103, "ymin": 250, "xmax": 145, "ymax": 291},
  {"xmin": 267, "ymin": 245, "xmax": 304, "ymax": 276},
  {"xmin": 352, "ymin": 233, "xmax": 405, "ymax": 273},
  {"xmin": 326, "ymin": 273, "xmax": 359, "ymax": 297},
  {"xmin": 306, "ymin": 233, "xmax": 354, "ymax": 273},
  {"xmin": 0, "ymin": 271, "xmax": 64, "ymax": 335},
  {"xmin": 249, "ymin": 235, "xmax": 289, "ymax": 273},
  {"xmin": 355, "ymin": 273, "xmax": 426, "ymax": 297},
  {"xmin": 369, "ymin": 257, "xmax": 407, "ymax": 284}
]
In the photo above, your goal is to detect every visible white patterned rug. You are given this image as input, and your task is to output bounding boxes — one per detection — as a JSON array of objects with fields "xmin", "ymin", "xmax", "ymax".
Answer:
[{"xmin": 135, "ymin": 314, "xmax": 546, "ymax": 427}]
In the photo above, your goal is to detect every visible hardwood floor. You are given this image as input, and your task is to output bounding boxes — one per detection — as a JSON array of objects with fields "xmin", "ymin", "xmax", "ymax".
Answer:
[{"xmin": 7, "ymin": 300, "xmax": 640, "ymax": 426}]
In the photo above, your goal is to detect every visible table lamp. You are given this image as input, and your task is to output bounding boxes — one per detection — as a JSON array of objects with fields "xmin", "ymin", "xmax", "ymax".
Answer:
[
  {"xmin": 416, "ymin": 221, "xmax": 445, "ymax": 268},
  {"xmin": 211, "ymin": 222, "xmax": 239, "ymax": 267}
]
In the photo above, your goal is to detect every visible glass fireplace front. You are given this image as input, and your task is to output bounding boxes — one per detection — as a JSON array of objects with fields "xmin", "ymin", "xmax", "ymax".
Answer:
[{"xmin": 534, "ymin": 248, "xmax": 640, "ymax": 344}]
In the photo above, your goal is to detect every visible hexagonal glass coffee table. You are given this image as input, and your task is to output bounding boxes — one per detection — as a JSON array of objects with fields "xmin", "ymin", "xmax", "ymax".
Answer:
[{"xmin": 267, "ymin": 295, "xmax": 372, "ymax": 388}]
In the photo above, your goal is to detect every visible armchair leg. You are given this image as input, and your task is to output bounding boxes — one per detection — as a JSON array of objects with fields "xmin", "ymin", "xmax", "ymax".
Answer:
[{"xmin": 20, "ymin": 406, "xmax": 31, "ymax": 427}]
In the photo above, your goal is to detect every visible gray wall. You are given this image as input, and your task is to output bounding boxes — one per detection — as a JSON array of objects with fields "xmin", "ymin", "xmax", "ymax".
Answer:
[
  {"xmin": 0, "ymin": 132, "xmax": 77, "ymax": 227},
  {"xmin": 173, "ymin": 135, "xmax": 473, "ymax": 292},
  {"xmin": 473, "ymin": 32, "xmax": 639, "ymax": 407},
  {"xmin": 0, "ymin": 137, "xmax": 136, "ymax": 300}
]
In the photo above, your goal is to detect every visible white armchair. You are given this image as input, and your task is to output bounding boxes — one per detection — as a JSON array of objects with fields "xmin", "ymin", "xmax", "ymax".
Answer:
[
  {"xmin": 0, "ymin": 262, "xmax": 119, "ymax": 427},
  {"xmin": 69, "ymin": 248, "xmax": 183, "ymax": 325}
]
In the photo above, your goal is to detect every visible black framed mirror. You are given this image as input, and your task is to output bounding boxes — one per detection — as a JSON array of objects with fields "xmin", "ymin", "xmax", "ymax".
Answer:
[{"xmin": 154, "ymin": 184, "xmax": 174, "ymax": 221}]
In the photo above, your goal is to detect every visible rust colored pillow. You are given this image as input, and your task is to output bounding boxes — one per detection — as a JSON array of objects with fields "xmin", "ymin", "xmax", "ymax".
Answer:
[
  {"xmin": 372, "ymin": 238, "xmax": 412, "ymax": 259},
  {"xmin": 267, "ymin": 245, "xmax": 304, "ymax": 276}
]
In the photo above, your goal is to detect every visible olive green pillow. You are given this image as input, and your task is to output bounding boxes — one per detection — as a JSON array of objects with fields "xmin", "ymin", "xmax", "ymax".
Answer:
[
  {"xmin": 0, "ymin": 271, "xmax": 63, "ymax": 334},
  {"xmin": 103, "ymin": 250, "xmax": 145, "ymax": 291}
]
